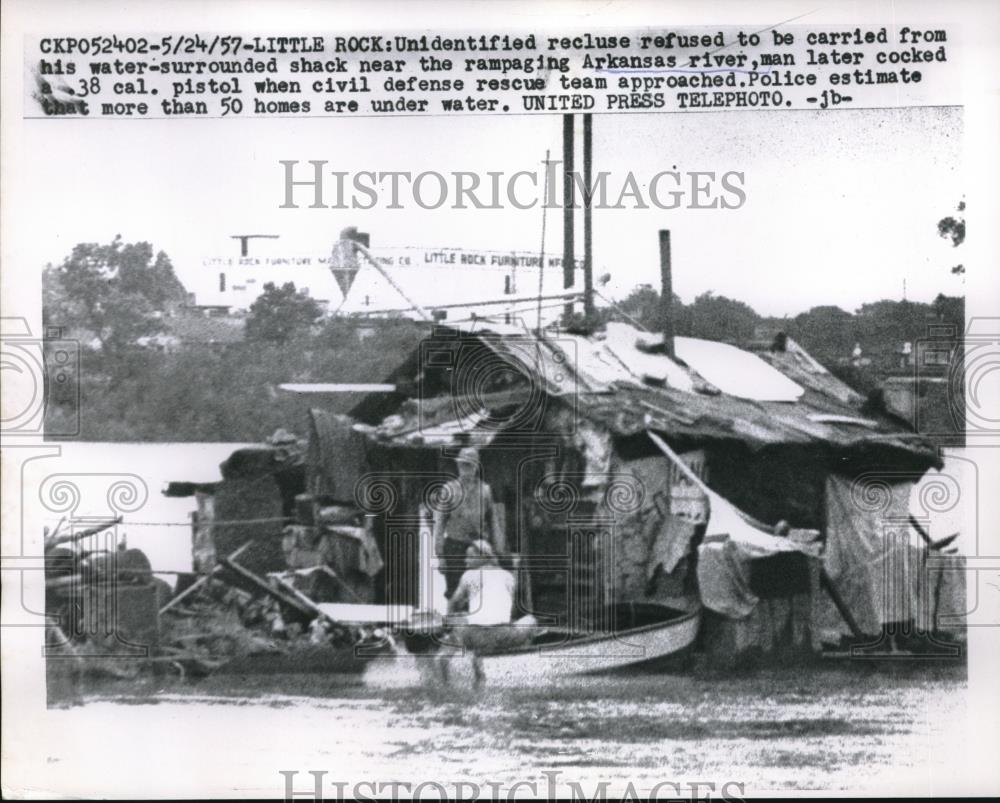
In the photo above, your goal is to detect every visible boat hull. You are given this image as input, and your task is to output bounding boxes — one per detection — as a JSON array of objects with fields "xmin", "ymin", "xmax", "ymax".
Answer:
[
  {"xmin": 476, "ymin": 605, "xmax": 701, "ymax": 682},
  {"xmin": 215, "ymin": 604, "xmax": 701, "ymax": 683}
]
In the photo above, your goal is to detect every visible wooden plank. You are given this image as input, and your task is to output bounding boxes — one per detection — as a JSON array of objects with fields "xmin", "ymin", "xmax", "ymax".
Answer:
[
  {"xmin": 648, "ymin": 431, "xmax": 713, "ymax": 497},
  {"xmin": 270, "ymin": 574, "xmax": 338, "ymax": 621},
  {"xmin": 159, "ymin": 541, "xmax": 252, "ymax": 614},
  {"xmin": 315, "ymin": 602, "xmax": 414, "ymax": 624},
  {"xmin": 279, "ymin": 383, "xmax": 397, "ymax": 394},
  {"xmin": 217, "ymin": 555, "xmax": 315, "ymax": 619}
]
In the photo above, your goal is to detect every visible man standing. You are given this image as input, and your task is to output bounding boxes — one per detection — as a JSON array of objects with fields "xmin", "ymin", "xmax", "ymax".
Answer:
[{"xmin": 432, "ymin": 446, "xmax": 504, "ymax": 598}]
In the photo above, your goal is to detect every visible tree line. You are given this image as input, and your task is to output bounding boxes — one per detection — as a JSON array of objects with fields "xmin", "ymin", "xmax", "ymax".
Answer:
[
  {"xmin": 42, "ymin": 235, "xmax": 964, "ymax": 441},
  {"xmin": 607, "ymin": 285, "xmax": 964, "ymax": 371}
]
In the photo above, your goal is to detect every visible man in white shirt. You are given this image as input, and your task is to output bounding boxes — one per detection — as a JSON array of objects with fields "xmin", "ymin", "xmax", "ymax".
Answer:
[
  {"xmin": 438, "ymin": 540, "xmax": 516, "ymax": 685},
  {"xmin": 448, "ymin": 540, "xmax": 515, "ymax": 626}
]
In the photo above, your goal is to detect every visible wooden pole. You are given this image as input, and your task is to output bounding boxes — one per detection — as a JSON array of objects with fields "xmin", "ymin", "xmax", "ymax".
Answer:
[
  {"xmin": 658, "ymin": 230, "xmax": 675, "ymax": 358},
  {"xmin": 583, "ymin": 113, "xmax": 594, "ymax": 319},
  {"xmin": 819, "ymin": 570, "xmax": 865, "ymax": 640},
  {"xmin": 536, "ymin": 149, "xmax": 551, "ymax": 332},
  {"xmin": 647, "ymin": 431, "xmax": 710, "ymax": 498},
  {"xmin": 562, "ymin": 114, "xmax": 575, "ymax": 319}
]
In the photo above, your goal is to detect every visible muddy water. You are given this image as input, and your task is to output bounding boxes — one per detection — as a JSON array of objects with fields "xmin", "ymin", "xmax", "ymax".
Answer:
[{"xmin": 40, "ymin": 663, "xmax": 966, "ymax": 797}]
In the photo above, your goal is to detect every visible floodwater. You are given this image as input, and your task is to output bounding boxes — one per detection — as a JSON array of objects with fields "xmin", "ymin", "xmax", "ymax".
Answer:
[
  {"xmin": 34, "ymin": 661, "xmax": 968, "ymax": 797},
  {"xmin": 21, "ymin": 443, "xmax": 976, "ymax": 796}
]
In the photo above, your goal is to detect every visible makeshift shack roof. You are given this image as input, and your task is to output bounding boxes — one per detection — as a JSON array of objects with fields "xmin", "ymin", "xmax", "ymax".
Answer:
[
  {"xmin": 346, "ymin": 321, "xmax": 940, "ymax": 470},
  {"xmin": 748, "ymin": 335, "xmax": 863, "ymax": 407},
  {"xmin": 674, "ymin": 336, "xmax": 803, "ymax": 402},
  {"xmin": 163, "ymin": 438, "xmax": 308, "ymax": 498}
]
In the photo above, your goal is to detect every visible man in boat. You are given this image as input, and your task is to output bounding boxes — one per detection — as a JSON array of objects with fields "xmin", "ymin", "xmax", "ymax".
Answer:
[
  {"xmin": 438, "ymin": 539, "xmax": 518, "ymax": 685},
  {"xmin": 431, "ymin": 446, "xmax": 505, "ymax": 599},
  {"xmin": 448, "ymin": 540, "xmax": 515, "ymax": 626}
]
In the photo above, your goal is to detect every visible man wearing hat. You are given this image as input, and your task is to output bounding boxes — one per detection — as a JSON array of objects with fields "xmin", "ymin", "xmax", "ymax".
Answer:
[{"xmin": 431, "ymin": 446, "xmax": 505, "ymax": 599}]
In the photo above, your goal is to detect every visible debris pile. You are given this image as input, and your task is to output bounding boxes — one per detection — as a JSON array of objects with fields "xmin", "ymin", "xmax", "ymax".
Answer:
[{"xmin": 45, "ymin": 447, "xmax": 397, "ymax": 697}]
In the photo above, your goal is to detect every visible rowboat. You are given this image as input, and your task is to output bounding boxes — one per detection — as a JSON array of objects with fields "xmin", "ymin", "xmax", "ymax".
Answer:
[
  {"xmin": 214, "ymin": 602, "xmax": 701, "ymax": 683},
  {"xmin": 471, "ymin": 602, "xmax": 701, "ymax": 682}
]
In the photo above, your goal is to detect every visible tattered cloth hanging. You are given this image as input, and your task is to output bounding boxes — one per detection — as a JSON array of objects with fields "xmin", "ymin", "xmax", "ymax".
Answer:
[
  {"xmin": 696, "ymin": 490, "xmax": 813, "ymax": 619},
  {"xmin": 647, "ymin": 431, "xmax": 815, "ymax": 619},
  {"xmin": 817, "ymin": 474, "xmax": 924, "ymax": 640}
]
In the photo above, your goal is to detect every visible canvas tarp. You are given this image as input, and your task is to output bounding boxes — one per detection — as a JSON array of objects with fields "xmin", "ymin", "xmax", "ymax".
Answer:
[
  {"xmin": 816, "ymin": 473, "xmax": 967, "ymax": 642},
  {"xmin": 909, "ymin": 461, "xmax": 968, "ymax": 633}
]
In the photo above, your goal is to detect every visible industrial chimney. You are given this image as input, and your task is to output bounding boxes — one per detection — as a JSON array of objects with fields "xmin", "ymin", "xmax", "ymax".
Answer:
[{"xmin": 658, "ymin": 229, "xmax": 675, "ymax": 358}]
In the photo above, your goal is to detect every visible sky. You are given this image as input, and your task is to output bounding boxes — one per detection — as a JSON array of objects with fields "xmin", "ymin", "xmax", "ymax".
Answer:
[{"xmin": 21, "ymin": 105, "xmax": 963, "ymax": 318}]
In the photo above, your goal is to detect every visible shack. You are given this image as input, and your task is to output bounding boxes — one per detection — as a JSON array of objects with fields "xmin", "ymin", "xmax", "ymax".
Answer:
[
  {"xmin": 163, "ymin": 317, "xmax": 965, "ymax": 665},
  {"xmin": 303, "ymin": 319, "xmax": 964, "ymax": 660}
]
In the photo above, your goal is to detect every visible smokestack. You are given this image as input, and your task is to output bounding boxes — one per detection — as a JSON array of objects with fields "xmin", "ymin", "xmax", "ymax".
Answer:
[
  {"xmin": 658, "ymin": 229, "xmax": 675, "ymax": 358},
  {"xmin": 562, "ymin": 114, "xmax": 575, "ymax": 319}
]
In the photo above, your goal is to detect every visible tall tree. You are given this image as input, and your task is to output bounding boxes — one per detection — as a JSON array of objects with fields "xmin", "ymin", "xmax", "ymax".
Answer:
[
  {"xmin": 245, "ymin": 281, "xmax": 324, "ymax": 344},
  {"xmin": 787, "ymin": 305, "xmax": 855, "ymax": 363},
  {"xmin": 937, "ymin": 200, "xmax": 966, "ymax": 275},
  {"xmin": 613, "ymin": 284, "xmax": 692, "ymax": 335},
  {"xmin": 932, "ymin": 293, "xmax": 964, "ymax": 326},
  {"xmin": 44, "ymin": 236, "xmax": 187, "ymax": 355},
  {"xmin": 688, "ymin": 291, "xmax": 759, "ymax": 344}
]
